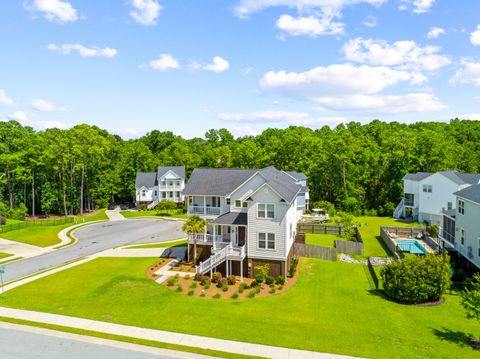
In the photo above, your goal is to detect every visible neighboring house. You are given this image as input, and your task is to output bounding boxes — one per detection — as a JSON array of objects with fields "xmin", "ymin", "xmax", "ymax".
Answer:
[
  {"xmin": 135, "ymin": 166, "xmax": 185, "ymax": 209},
  {"xmin": 439, "ymin": 184, "xmax": 480, "ymax": 269},
  {"xmin": 183, "ymin": 166, "xmax": 309, "ymax": 280},
  {"xmin": 394, "ymin": 171, "xmax": 480, "ymax": 225}
]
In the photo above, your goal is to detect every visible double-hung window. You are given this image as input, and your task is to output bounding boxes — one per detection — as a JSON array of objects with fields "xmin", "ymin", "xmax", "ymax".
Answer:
[
  {"xmin": 422, "ymin": 184, "xmax": 432, "ymax": 193},
  {"xmin": 257, "ymin": 204, "xmax": 275, "ymax": 219},
  {"xmin": 234, "ymin": 200, "xmax": 248, "ymax": 208},
  {"xmin": 258, "ymin": 232, "xmax": 275, "ymax": 249},
  {"xmin": 461, "ymin": 228, "xmax": 465, "ymax": 245},
  {"xmin": 458, "ymin": 200, "xmax": 465, "ymax": 215}
]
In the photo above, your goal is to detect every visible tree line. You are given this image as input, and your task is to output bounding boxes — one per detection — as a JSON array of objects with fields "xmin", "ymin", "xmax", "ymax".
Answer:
[{"xmin": 1, "ymin": 118, "xmax": 479, "ymax": 218}]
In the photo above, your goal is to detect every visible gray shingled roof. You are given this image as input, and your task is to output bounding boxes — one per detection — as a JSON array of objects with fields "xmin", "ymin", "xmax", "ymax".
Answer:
[
  {"xmin": 210, "ymin": 212, "xmax": 247, "ymax": 226},
  {"xmin": 157, "ymin": 166, "xmax": 185, "ymax": 179},
  {"xmin": 184, "ymin": 168, "xmax": 257, "ymax": 196},
  {"xmin": 284, "ymin": 171, "xmax": 307, "ymax": 181},
  {"xmin": 258, "ymin": 167, "xmax": 302, "ymax": 203},
  {"xmin": 135, "ymin": 172, "xmax": 157, "ymax": 188},
  {"xmin": 441, "ymin": 171, "xmax": 480, "ymax": 185},
  {"xmin": 403, "ymin": 172, "xmax": 432, "ymax": 181},
  {"xmin": 454, "ymin": 184, "xmax": 480, "ymax": 204}
]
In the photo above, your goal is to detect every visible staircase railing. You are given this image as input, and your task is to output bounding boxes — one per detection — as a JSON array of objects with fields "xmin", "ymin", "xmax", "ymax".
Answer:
[
  {"xmin": 196, "ymin": 242, "xmax": 232, "ymax": 274},
  {"xmin": 147, "ymin": 198, "xmax": 160, "ymax": 210},
  {"xmin": 393, "ymin": 198, "xmax": 404, "ymax": 219}
]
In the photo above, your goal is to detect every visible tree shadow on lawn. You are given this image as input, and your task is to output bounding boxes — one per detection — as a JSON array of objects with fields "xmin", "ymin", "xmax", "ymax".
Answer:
[
  {"xmin": 374, "ymin": 236, "xmax": 393, "ymax": 256},
  {"xmin": 431, "ymin": 327, "xmax": 477, "ymax": 349}
]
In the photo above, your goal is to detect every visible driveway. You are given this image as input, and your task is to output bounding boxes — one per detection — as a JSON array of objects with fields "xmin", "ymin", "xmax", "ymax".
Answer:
[{"xmin": 2, "ymin": 219, "xmax": 184, "ymax": 283}]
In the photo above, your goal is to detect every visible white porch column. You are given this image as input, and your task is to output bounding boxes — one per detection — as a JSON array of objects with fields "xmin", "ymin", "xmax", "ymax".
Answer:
[
  {"xmin": 203, "ymin": 196, "xmax": 206, "ymax": 215},
  {"xmin": 240, "ymin": 260, "xmax": 243, "ymax": 282}
]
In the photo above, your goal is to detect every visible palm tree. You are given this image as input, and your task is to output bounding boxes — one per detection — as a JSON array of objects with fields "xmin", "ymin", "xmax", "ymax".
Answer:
[{"xmin": 182, "ymin": 215, "xmax": 206, "ymax": 265}]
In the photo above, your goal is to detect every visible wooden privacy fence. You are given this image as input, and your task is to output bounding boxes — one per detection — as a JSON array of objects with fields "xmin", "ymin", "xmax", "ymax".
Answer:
[
  {"xmin": 0, "ymin": 217, "xmax": 75, "ymax": 234},
  {"xmin": 294, "ymin": 243, "xmax": 337, "ymax": 261},
  {"xmin": 380, "ymin": 226, "xmax": 427, "ymax": 259},
  {"xmin": 297, "ymin": 223, "xmax": 344, "ymax": 235},
  {"xmin": 334, "ymin": 240, "xmax": 363, "ymax": 255}
]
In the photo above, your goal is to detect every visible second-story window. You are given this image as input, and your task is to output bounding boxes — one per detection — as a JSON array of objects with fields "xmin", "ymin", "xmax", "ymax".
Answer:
[
  {"xmin": 226, "ymin": 198, "xmax": 231, "ymax": 205},
  {"xmin": 141, "ymin": 190, "xmax": 146, "ymax": 197},
  {"xmin": 422, "ymin": 184, "xmax": 432, "ymax": 193},
  {"xmin": 258, "ymin": 204, "xmax": 275, "ymax": 219},
  {"xmin": 458, "ymin": 200, "xmax": 465, "ymax": 215},
  {"xmin": 258, "ymin": 232, "xmax": 275, "ymax": 249},
  {"xmin": 177, "ymin": 181, "xmax": 180, "ymax": 186},
  {"xmin": 447, "ymin": 202, "xmax": 452, "ymax": 210},
  {"xmin": 461, "ymin": 228, "xmax": 465, "ymax": 245}
]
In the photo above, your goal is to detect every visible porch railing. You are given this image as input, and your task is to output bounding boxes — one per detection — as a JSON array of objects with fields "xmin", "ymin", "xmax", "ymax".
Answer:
[{"xmin": 188, "ymin": 206, "xmax": 220, "ymax": 216}]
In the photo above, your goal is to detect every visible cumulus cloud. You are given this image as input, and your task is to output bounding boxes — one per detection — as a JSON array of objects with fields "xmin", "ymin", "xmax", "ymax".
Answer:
[
  {"xmin": 399, "ymin": 0, "xmax": 436, "ymax": 14},
  {"xmin": 427, "ymin": 26, "xmax": 445, "ymax": 39},
  {"xmin": 450, "ymin": 61, "xmax": 480, "ymax": 86},
  {"xmin": 147, "ymin": 53, "xmax": 180, "ymax": 71},
  {"xmin": 342, "ymin": 38, "xmax": 450, "ymax": 72},
  {"xmin": 28, "ymin": 0, "xmax": 78, "ymax": 23},
  {"xmin": 0, "ymin": 90, "xmax": 15, "ymax": 106},
  {"xmin": 190, "ymin": 56, "xmax": 230, "ymax": 73},
  {"xmin": 363, "ymin": 15, "xmax": 377, "ymax": 28},
  {"xmin": 276, "ymin": 14, "xmax": 344, "ymax": 36},
  {"xmin": 459, "ymin": 114, "xmax": 480, "ymax": 121},
  {"xmin": 31, "ymin": 99, "xmax": 66, "ymax": 112},
  {"xmin": 470, "ymin": 25, "xmax": 480, "ymax": 46},
  {"xmin": 40, "ymin": 120, "xmax": 68, "ymax": 129},
  {"xmin": 130, "ymin": 0, "xmax": 162, "ymax": 26},
  {"xmin": 7, "ymin": 111, "xmax": 29, "ymax": 123},
  {"xmin": 48, "ymin": 43, "xmax": 118, "ymax": 58}
]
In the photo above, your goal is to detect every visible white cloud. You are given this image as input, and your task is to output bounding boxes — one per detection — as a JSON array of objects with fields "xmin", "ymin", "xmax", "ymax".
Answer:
[
  {"xmin": 130, "ymin": 0, "xmax": 162, "ymax": 26},
  {"xmin": 342, "ymin": 37, "xmax": 450, "ymax": 71},
  {"xmin": 7, "ymin": 111, "xmax": 28, "ymax": 123},
  {"xmin": 362, "ymin": 15, "xmax": 377, "ymax": 28},
  {"xmin": 427, "ymin": 26, "xmax": 445, "ymax": 39},
  {"xmin": 29, "ymin": 0, "xmax": 78, "ymax": 23},
  {"xmin": 470, "ymin": 25, "xmax": 480, "ymax": 46},
  {"xmin": 191, "ymin": 56, "xmax": 230, "ymax": 73},
  {"xmin": 458, "ymin": 114, "xmax": 480, "ymax": 121},
  {"xmin": 399, "ymin": 0, "xmax": 435, "ymax": 14},
  {"xmin": 230, "ymin": 125, "xmax": 259, "ymax": 137},
  {"xmin": 40, "ymin": 120, "xmax": 67, "ymax": 129},
  {"xmin": 31, "ymin": 98, "xmax": 66, "ymax": 112},
  {"xmin": 218, "ymin": 110, "xmax": 310, "ymax": 123},
  {"xmin": 148, "ymin": 53, "xmax": 180, "ymax": 71},
  {"xmin": 48, "ymin": 43, "xmax": 118, "ymax": 58},
  {"xmin": 113, "ymin": 127, "xmax": 140, "ymax": 139},
  {"xmin": 450, "ymin": 61, "xmax": 480, "ymax": 87},
  {"xmin": 0, "ymin": 90, "xmax": 15, "ymax": 106},
  {"xmin": 276, "ymin": 14, "xmax": 344, "ymax": 36}
]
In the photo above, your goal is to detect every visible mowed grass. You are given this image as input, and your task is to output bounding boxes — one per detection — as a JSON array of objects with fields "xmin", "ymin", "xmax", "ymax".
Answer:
[
  {"xmin": 125, "ymin": 239, "xmax": 187, "ymax": 249},
  {"xmin": 305, "ymin": 233, "xmax": 343, "ymax": 248},
  {"xmin": 355, "ymin": 216, "xmax": 422, "ymax": 257},
  {"xmin": 0, "ymin": 252, "xmax": 13, "ymax": 260},
  {"xmin": 121, "ymin": 210, "xmax": 187, "ymax": 220},
  {"xmin": 1, "ymin": 257, "xmax": 478, "ymax": 359}
]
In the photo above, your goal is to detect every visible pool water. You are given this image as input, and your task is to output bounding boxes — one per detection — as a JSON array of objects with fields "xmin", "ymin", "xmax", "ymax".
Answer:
[{"xmin": 396, "ymin": 240, "xmax": 428, "ymax": 254}]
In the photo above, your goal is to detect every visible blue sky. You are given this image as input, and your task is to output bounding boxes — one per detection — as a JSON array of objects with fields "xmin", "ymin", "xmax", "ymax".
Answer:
[{"xmin": 1, "ymin": 0, "xmax": 480, "ymax": 138}]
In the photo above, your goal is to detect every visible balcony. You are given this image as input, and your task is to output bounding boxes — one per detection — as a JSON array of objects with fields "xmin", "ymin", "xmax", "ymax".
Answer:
[
  {"xmin": 403, "ymin": 198, "xmax": 414, "ymax": 206},
  {"xmin": 188, "ymin": 205, "xmax": 221, "ymax": 216}
]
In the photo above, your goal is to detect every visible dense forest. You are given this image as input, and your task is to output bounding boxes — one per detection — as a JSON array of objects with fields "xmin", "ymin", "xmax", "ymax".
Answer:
[{"xmin": 1, "ymin": 119, "xmax": 479, "ymax": 218}]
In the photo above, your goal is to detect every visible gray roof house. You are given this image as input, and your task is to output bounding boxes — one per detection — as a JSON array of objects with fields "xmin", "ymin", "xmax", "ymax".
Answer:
[
  {"xmin": 184, "ymin": 166, "xmax": 309, "ymax": 280},
  {"xmin": 135, "ymin": 166, "xmax": 186, "ymax": 208}
]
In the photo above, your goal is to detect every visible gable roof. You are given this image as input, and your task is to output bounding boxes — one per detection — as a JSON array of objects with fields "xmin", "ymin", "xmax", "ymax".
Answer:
[
  {"xmin": 454, "ymin": 184, "xmax": 480, "ymax": 205},
  {"xmin": 135, "ymin": 172, "xmax": 157, "ymax": 188},
  {"xmin": 440, "ymin": 171, "xmax": 480, "ymax": 186},
  {"xmin": 403, "ymin": 172, "xmax": 432, "ymax": 181},
  {"xmin": 184, "ymin": 168, "xmax": 257, "ymax": 196},
  {"xmin": 258, "ymin": 167, "xmax": 302, "ymax": 203},
  {"xmin": 157, "ymin": 166, "xmax": 185, "ymax": 179},
  {"xmin": 284, "ymin": 170, "xmax": 307, "ymax": 181}
]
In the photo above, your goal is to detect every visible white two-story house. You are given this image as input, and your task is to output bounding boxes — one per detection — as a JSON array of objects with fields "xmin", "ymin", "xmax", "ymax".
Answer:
[
  {"xmin": 394, "ymin": 171, "xmax": 480, "ymax": 225},
  {"xmin": 183, "ymin": 166, "xmax": 309, "ymax": 280},
  {"xmin": 135, "ymin": 166, "xmax": 185, "ymax": 209}
]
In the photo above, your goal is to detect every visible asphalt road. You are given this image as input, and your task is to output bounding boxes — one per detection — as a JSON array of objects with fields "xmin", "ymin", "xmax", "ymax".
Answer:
[
  {"xmin": 2, "ymin": 219, "xmax": 184, "ymax": 283},
  {"xmin": 0, "ymin": 325, "xmax": 187, "ymax": 359}
]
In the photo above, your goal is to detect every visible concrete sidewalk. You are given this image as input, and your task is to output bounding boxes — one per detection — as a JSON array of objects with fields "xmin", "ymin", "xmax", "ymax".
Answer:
[
  {"xmin": 0, "ymin": 307, "xmax": 363, "ymax": 359},
  {"xmin": 105, "ymin": 208, "xmax": 126, "ymax": 221},
  {"xmin": 0, "ymin": 238, "xmax": 48, "ymax": 262}
]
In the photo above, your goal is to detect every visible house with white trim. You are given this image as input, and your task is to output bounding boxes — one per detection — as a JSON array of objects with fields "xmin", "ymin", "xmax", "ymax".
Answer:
[
  {"xmin": 393, "ymin": 171, "xmax": 480, "ymax": 225},
  {"xmin": 135, "ymin": 166, "xmax": 185, "ymax": 209},
  {"xmin": 183, "ymin": 166, "xmax": 309, "ymax": 280}
]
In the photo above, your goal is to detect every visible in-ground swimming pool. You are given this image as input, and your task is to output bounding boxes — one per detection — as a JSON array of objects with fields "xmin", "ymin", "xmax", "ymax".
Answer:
[{"xmin": 395, "ymin": 239, "xmax": 428, "ymax": 254}]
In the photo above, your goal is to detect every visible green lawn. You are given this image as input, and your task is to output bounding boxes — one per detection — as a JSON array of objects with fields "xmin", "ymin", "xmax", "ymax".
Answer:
[
  {"xmin": 3, "ymin": 219, "xmax": 24, "ymax": 225},
  {"xmin": 355, "ymin": 216, "xmax": 422, "ymax": 257},
  {"xmin": 121, "ymin": 210, "xmax": 187, "ymax": 220},
  {"xmin": 0, "ymin": 252, "xmax": 13, "ymax": 260},
  {"xmin": 1, "ymin": 257, "xmax": 478, "ymax": 359},
  {"xmin": 125, "ymin": 239, "xmax": 187, "ymax": 249},
  {"xmin": 305, "ymin": 233, "xmax": 343, "ymax": 248},
  {"xmin": 78, "ymin": 209, "xmax": 108, "ymax": 222}
]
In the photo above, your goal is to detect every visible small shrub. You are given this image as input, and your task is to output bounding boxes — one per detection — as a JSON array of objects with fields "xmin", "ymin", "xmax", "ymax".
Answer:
[
  {"xmin": 250, "ymin": 279, "xmax": 259, "ymax": 288},
  {"xmin": 254, "ymin": 264, "xmax": 270, "ymax": 282},
  {"xmin": 227, "ymin": 275, "xmax": 236, "ymax": 285},
  {"xmin": 194, "ymin": 273, "xmax": 203, "ymax": 281},
  {"xmin": 254, "ymin": 273, "xmax": 264, "ymax": 284},
  {"xmin": 289, "ymin": 257, "xmax": 299, "ymax": 277},
  {"xmin": 187, "ymin": 289, "xmax": 194, "ymax": 296},
  {"xmin": 254, "ymin": 286, "xmax": 261, "ymax": 294},
  {"xmin": 217, "ymin": 277, "xmax": 228, "ymax": 288},
  {"xmin": 176, "ymin": 284, "xmax": 183, "ymax": 292},
  {"xmin": 275, "ymin": 275, "xmax": 285, "ymax": 285},
  {"xmin": 269, "ymin": 283, "xmax": 275, "ymax": 288},
  {"xmin": 221, "ymin": 284, "xmax": 229, "ymax": 292},
  {"xmin": 174, "ymin": 273, "xmax": 180, "ymax": 280},
  {"xmin": 238, "ymin": 283, "xmax": 248, "ymax": 293},
  {"xmin": 278, "ymin": 285, "xmax": 284, "ymax": 290},
  {"xmin": 166, "ymin": 278, "xmax": 176, "ymax": 287},
  {"xmin": 265, "ymin": 275, "xmax": 274, "ymax": 285},
  {"xmin": 213, "ymin": 293, "xmax": 221, "ymax": 299},
  {"xmin": 184, "ymin": 274, "xmax": 191, "ymax": 280},
  {"xmin": 247, "ymin": 289, "xmax": 257, "ymax": 298},
  {"xmin": 200, "ymin": 277, "xmax": 210, "ymax": 286},
  {"xmin": 269, "ymin": 287, "xmax": 276, "ymax": 294},
  {"xmin": 190, "ymin": 282, "xmax": 198, "ymax": 289},
  {"xmin": 231, "ymin": 291, "xmax": 239, "ymax": 299},
  {"xmin": 203, "ymin": 281, "xmax": 211, "ymax": 289},
  {"xmin": 200, "ymin": 292, "xmax": 206, "ymax": 297},
  {"xmin": 212, "ymin": 272, "xmax": 222, "ymax": 283}
]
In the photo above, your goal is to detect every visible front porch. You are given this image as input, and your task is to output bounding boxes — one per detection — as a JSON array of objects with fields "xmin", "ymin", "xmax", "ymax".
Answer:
[{"xmin": 188, "ymin": 195, "xmax": 221, "ymax": 216}]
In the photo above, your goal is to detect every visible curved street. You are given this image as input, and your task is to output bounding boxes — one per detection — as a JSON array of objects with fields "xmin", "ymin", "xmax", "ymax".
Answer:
[{"xmin": 2, "ymin": 219, "xmax": 184, "ymax": 283}]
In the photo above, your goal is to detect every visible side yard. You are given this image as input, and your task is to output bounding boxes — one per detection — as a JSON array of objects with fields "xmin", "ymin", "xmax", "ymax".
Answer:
[
  {"xmin": 121, "ymin": 210, "xmax": 187, "ymax": 220},
  {"xmin": 0, "ymin": 256, "xmax": 478, "ymax": 359}
]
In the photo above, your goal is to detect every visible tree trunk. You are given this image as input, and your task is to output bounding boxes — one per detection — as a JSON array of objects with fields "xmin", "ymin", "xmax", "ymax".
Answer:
[
  {"xmin": 7, "ymin": 166, "xmax": 14, "ymax": 209},
  {"xmin": 80, "ymin": 165, "xmax": 85, "ymax": 215},
  {"xmin": 31, "ymin": 169, "xmax": 35, "ymax": 217},
  {"xmin": 59, "ymin": 171, "xmax": 68, "ymax": 217}
]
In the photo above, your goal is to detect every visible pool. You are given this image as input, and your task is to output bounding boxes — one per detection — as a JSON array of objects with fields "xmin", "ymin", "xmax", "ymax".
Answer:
[{"xmin": 395, "ymin": 239, "xmax": 428, "ymax": 254}]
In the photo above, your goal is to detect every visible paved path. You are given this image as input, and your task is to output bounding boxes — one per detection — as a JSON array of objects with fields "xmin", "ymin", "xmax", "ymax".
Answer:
[
  {"xmin": 0, "ymin": 322, "xmax": 213, "ymax": 359},
  {"xmin": 2, "ymin": 219, "xmax": 184, "ymax": 283},
  {"xmin": 0, "ymin": 307, "xmax": 363, "ymax": 359},
  {"xmin": 0, "ymin": 238, "xmax": 48, "ymax": 261},
  {"xmin": 105, "ymin": 208, "xmax": 126, "ymax": 221}
]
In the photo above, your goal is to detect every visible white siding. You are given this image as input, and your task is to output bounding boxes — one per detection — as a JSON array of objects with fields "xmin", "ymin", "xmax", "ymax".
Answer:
[
  {"xmin": 403, "ymin": 179, "xmax": 420, "ymax": 207},
  {"xmin": 455, "ymin": 198, "xmax": 480, "ymax": 269},
  {"xmin": 229, "ymin": 173, "xmax": 264, "ymax": 213},
  {"xmin": 136, "ymin": 187, "xmax": 157, "ymax": 202}
]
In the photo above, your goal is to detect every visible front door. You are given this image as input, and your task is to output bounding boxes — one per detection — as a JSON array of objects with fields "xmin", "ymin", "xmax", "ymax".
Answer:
[{"xmin": 238, "ymin": 226, "xmax": 246, "ymax": 246}]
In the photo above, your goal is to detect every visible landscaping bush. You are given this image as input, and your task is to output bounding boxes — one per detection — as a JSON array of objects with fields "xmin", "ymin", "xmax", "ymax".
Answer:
[
  {"xmin": 275, "ymin": 275, "xmax": 285, "ymax": 285},
  {"xmin": 217, "ymin": 277, "xmax": 228, "ymax": 288},
  {"xmin": 0, "ymin": 215, "xmax": 5, "ymax": 225},
  {"xmin": 427, "ymin": 224, "xmax": 439, "ymax": 238},
  {"xmin": 213, "ymin": 293, "xmax": 221, "ymax": 299},
  {"xmin": 189, "ymin": 282, "xmax": 197, "ymax": 289},
  {"xmin": 227, "ymin": 275, "xmax": 236, "ymax": 285},
  {"xmin": 187, "ymin": 289, "xmax": 194, "ymax": 296},
  {"xmin": 166, "ymin": 278, "xmax": 176, "ymax": 287},
  {"xmin": 231, "ymin": 291, "xmax": 239, "ymax": 299},
  {"xmin": 238, "ymin": 283, "xmax": 247, "ymax": 293},
  {"xmin": 221, "ymin": 284, "xmax": 229, "ymax": 292},
  {"xmin": 184, "ymin": 274, "xmax": 191, "ymax": 280},
  {"xmin": 381, "ymin": 253, "xmax": 451, "ymax": 304},
  {"xmin": 265, "ymin": 275, "xmax": 274, "ymax": 285},
  {"xmin": 269, "ymin": 287, "xmax": 276, "ymax": 294},
  {"xmin": 212, "ymin": 272, "xmax": 222, "ymax": 283},
  {"xmin": 254, "ymin": 273, "xmax": 264, "ymax": 284},
  {"xmin": 194, "ymin": 273, "xmax": 203, "ymax": 281},
  {"xmin": 247, "ymin": 289, "xmax": 257, "ymax": 298},
  {"xmin": 250, "ymin": 279, "xmax": 259, "ymax": 288},
  {"xmin": 278, "ymin": 285, "xmax": 284, "ymax": 290},
  {"xmin": 289, "ymin": 257, "xmax": 299, "ymax": 277},
  {"xmin": 204, "ymin": 281, "xmax": 211, "ymax": 289},
  {"xmin": 176, "ymin": 284, "xmax": 183, "ymax": 293},
  {"xmin": 254, "ymin": 264, "xmax": 270, "ymax": 283}
]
